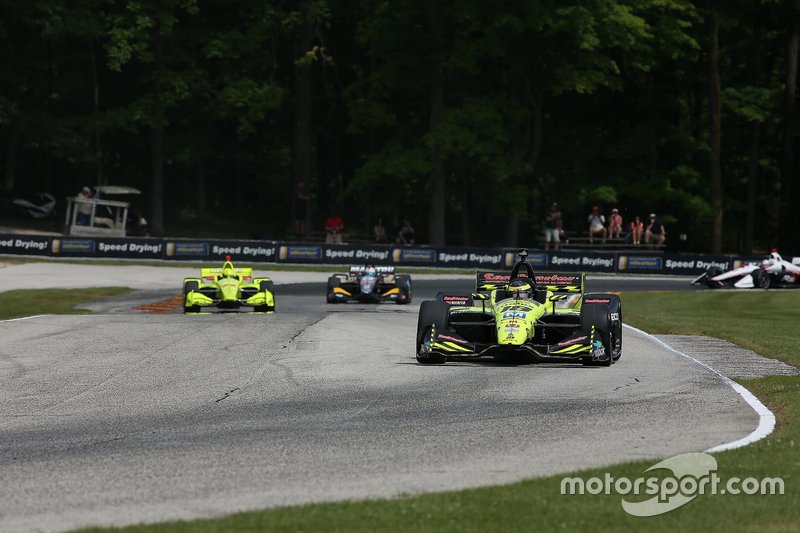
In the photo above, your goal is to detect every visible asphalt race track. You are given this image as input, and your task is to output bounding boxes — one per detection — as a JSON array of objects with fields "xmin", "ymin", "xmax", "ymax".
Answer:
[{"xmin": 0, "ymin": 265, "xmax": 759, "ymax": 532}]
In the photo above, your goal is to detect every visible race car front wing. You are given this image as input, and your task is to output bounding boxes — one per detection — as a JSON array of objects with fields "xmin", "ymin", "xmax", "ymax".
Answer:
[{"xmin": 423, "ymin": 325, "xmax": 607, "ymax": 362}]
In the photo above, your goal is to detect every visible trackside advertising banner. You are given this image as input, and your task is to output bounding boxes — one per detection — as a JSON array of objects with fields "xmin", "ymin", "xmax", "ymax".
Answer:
[
  {"xmin": 659, "ymin": 254, "xmax": 737, "ymax": 275},
  {"xmin": 275, "ymin": 244, "xmax": 392, "ymax": 264},
  {"xmin": 163, "ymin": 240, "xmax": 277, "ymax": 261},
  {"xmin": 0, "ymin": 234, "xmax": 51, "ymax": 256},
  {"xmin": 50, "ymin": 237, "xmax": 163, "ymax": 259},
  {"xmin": 435, "ymin": 248, "xmax": 503, "ymax": 268},
  {"xmin": 0, "ymin": 232, "xmax": 785, "ymax": 275},
  {"xmin": 503, "ymin": 250, "xmax": 616, "ymax": 273}
]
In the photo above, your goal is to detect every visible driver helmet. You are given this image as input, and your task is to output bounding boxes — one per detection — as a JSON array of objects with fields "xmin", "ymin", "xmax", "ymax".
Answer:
[
  {"xmin": 365, "ymin": 264, "xmax": 377, "ymax": 276},
  {"xmin": 508, "ymin": 279, "xmax": 534, "ymax": 299}
]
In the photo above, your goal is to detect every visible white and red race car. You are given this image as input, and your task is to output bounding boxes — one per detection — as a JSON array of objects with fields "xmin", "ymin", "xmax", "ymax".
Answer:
[{"xmin": 692, "ymin": 250, "xmax": 800, "ymax": 289}]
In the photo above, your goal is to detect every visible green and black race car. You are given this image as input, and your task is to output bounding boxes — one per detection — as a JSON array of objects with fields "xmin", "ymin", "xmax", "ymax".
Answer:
[
  {"xmin": 182, "ymin": 256, "xmax": 275, "ymax": 313},
  {"xmin": 415, "ymin": 250, "xmax": 622, "ymax": 365}
]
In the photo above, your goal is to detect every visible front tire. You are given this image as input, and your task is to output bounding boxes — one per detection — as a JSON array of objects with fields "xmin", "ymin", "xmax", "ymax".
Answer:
[
  {"xmin": 183, "ymin": 280, "xmax": 200, "ymax": 313},
  {"xmin": 416, "ymin": 301, "xmax": 449, "ymax": 364},
  {"xmin": 396, "ymin": 274, "xmax": 412, "ymax": 304},
  {"xmin": 326, "ymin": 277, "xmax": 340, "ymax": 303},
  {"xmin": 580, "ymin": 294, "xmax": 621, "ymax": 366},
  {"xmin": 752, "ymin": 269, "xmax": 770, "ymax": 289}
]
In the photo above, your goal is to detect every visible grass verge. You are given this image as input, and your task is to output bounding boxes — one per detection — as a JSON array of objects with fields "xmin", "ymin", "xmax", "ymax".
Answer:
[
  {"xmin": 70, "ymin": 290, "xmax": 800, "ymax": 532},
  {"xmin": 0, "ymin": 287, "xmax": 132, "ymax": 320}
]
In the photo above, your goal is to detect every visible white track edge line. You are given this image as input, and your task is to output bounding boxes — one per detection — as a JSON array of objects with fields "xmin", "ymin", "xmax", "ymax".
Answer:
[
  {"xmin": 624, "ymin": 323, "xmax": 775, "ymax": 453},
  {"xmin": 0, "ymin": 314, "xmax": 49, "ymax": 323}
]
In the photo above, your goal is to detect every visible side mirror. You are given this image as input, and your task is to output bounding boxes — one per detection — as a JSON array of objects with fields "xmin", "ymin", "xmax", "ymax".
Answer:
[
  {"xmin": 472, "ymin": 292, "xmax": 489, "ymax": 301},
  {"xmin": 549, "ymin": 294, "xmax": 568, "ymax": 302}
]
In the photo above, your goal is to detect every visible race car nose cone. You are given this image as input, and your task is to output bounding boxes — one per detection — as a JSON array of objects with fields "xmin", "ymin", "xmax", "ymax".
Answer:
[{"xmin": 220, "ymin": 282, "xmax": 239, "ymax": 301}]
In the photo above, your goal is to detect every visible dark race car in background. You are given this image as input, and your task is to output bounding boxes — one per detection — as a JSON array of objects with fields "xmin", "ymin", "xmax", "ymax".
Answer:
[
  {"xmin": 327, "ymin": 265, "xmax": 412, "ymax": 304},
  {"xmin": 692, "ymin": 250, "xmax": 800, "ymax": 289}
]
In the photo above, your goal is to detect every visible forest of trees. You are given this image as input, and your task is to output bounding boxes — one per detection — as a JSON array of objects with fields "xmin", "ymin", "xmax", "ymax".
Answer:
[{"xmin": 1, "ymin": 0, "xmax": 799, "ymax": 254}]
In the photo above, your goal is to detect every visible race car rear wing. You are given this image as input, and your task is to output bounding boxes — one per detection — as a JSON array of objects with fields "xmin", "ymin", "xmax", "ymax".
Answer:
[
  {"xmin": 349, "ymin": 265, "xmax": 395, "ymax": 274},
  {"xmin": 476, "ymin": 271, "xmax": 584, "ymax": 293},
  {"xmin": 201, "ymin": 267, "xmax": 253, "ymax": 280}
]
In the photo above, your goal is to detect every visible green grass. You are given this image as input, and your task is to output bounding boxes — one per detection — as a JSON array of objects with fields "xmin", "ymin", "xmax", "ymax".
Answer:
[
  {"xmin": 0, "ymin": 287, "xmax": 132, "ymax": 320},
  {"xmin": 70, "ymin": 291, "xmax": 799, "ymax": 532}
]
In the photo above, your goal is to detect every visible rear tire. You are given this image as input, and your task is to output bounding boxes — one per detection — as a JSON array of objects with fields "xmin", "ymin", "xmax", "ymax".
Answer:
[{"xmin": 416, "ymin": 301, "xmax": 449, "ymax": 364}]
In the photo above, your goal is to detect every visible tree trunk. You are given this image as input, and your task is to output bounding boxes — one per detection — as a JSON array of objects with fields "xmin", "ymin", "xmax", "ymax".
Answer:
[
  {"xmin": 744, "ymin": 121, "xmax": 760, "ymax": 255},
  {"xmin": 461, "ymin": 184, "xmax": 470, "ymax": 246},
  {"xmin": 780, "ymin": 0, "xmax": 800, "ymax": 250},
  {"xmin": 292, "ymin": 1, "xmax": 316, "ymax": 238},
  {"xmin": 3, "ymin": 126, "xmax": 20, "ymax": 191},
  {"xmin": 744, "ymin": 25, "xmax": 762, "ymax": 256},
  {"xmin": 150, "ymin": 13, "xmax": 166, "ymax": 236},
  {"xmin": 195, "ymin": 159, "xmax": 206, "ymax": 221},
  {"xmin": 706, "ymin": 1, "xmax": 723, "ymax": 254},
  {"xmin": 89, "ymin": 41, "xmax": 103, "ymax": 185},
  {"xmin": 425, "ymin": 0, "xmax": 446, "ymax": 246}
]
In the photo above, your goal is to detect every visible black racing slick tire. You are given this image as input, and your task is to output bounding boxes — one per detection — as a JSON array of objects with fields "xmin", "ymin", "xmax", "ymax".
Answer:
[
  {"xmin": 183, "ymin": 280, "xmax": 200, "ymax": 313},
  {"xmin": 255, "ymin": 280, "xmax": 275, "ymax": 312},
  {"xmin": 580, "ymin": 294, "xmax": 621, "ymax": 366},
  {"xmin": 752, "ymin": 269, "xmax": 770, "ymax": 289},
  {"xmin": 396, "ymin": 274, "xmax": 412, "ymax": 304},
  {"xmin": 326, "ymin": 277, "xmax": 340, "ymax": 303},
  {"xmin": 416, "ymin": 301, "xmax": 449, "ymax": 364}
]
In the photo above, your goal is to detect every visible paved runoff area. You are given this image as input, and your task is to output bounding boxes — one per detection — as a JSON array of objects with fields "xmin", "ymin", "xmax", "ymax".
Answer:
[{"xmin": 0, "ymin": 261, "xmax": 786, "ymax": 532}]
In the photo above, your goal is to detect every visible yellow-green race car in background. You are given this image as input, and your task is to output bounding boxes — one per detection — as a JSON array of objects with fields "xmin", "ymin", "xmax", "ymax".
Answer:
[{"xmin": 182, "ymin": 256, "xmax": 275, "ymax": 313}]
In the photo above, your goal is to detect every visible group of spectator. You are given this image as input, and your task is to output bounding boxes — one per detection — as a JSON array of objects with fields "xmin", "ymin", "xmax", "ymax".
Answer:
[
  {"xmin": 544, "ymin": 203, "xmax": 666, "ymax": 249},
  {"xmin": 294, "ymin": 182, "xmax": 416, "ymax": 245}
]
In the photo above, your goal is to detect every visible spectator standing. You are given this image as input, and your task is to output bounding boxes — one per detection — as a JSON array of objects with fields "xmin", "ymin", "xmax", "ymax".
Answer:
[
  {"xmin": 396, "ymin": 217, "xmax": 415, "ymax": 245},
  {"xmin": 373, "ymin": 217, "xmax": 387, "ymax": 243},
  {"xmin": 325, "ymin": 212, "xmax": 344, "ymax": 244},
  {"xmin": 608, "ymin": 208, "xmax": 623, "ymax": 239},
  {"xmin": 544, "ymin": 202, "xmax": 562, "ymax": 250},
  {"xmin": 587, "ymin": 205, "xmax": 607, "ymax": 244},
  {"xmin": 629, "ymin": 215, "xmax": 644, "ymax": 245},
  {"xmin": 294, "ymin": 182, "xmax": 309, "ymax": 236},
  {"xmin": 75, "ymin": 186, "xmax": 93, "ymax": 226},
  {"xmin": 645, "ymin": 213, "xmax": 666, "ymax": 246}
]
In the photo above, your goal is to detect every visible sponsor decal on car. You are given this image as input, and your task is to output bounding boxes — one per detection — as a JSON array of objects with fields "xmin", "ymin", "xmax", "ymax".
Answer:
[
  {"xmin": 436, "ymin": 334, "xmax": 468, "ymax": 344},
  {"xmin": 503, "ymin": 304, "xmax": 535, "ymax": 311},
  {"xmin": 482, "ymin": 272, "xmax": 512, "ymax": 283},
  {"xmin": 535, "ymin": 274, "xmax": 580, "ymax": 285},
  {"xmin": 503, "ymin": 311, "xmax": 526, "ymax": 319},
  {"xmin": 557, "ymin": 335, "xmax": 588, "ymax": 347}
]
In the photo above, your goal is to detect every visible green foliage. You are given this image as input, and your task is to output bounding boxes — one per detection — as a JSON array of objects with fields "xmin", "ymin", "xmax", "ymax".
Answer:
[{"xmin": 0, "ymin": 0, "xmax": 793, "ymax": 250}]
